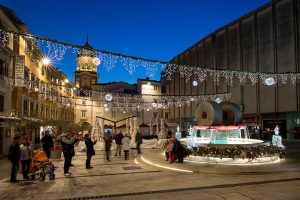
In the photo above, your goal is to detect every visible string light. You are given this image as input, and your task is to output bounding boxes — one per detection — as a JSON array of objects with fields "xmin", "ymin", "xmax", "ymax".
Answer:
[
  {"xmin": 1, "ymin": 28, "xmax": 299, "ymax": 87},
  {"xmin": 192, "ymin": 80, "xmax": 198, "ymax": 86}
]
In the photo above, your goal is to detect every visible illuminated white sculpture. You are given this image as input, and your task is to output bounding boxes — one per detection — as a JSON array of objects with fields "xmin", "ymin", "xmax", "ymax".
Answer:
[
  {"xmin": 272, "ymin": 125, "xmax": 284, "ymax": 147},
  {"xmin": 175, "ymin": 125, "xmax": 182, "ymax": 141}
]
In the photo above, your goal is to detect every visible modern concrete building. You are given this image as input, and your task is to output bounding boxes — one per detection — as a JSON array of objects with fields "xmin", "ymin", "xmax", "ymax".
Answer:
[{"xmin": 165, "ymin": 0, "xmax": 300, "ymax": 139}]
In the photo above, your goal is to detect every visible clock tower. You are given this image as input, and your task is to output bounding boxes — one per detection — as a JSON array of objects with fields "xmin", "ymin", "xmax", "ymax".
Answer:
[{"xmin": 75, "ymin": 39, "xmax": 100, "ymax": 91}]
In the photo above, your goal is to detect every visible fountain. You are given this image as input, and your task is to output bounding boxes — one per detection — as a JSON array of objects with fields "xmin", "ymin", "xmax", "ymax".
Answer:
[{"xmin": 181, "ymin": 101, "xmax": 284, "ymax": 165}]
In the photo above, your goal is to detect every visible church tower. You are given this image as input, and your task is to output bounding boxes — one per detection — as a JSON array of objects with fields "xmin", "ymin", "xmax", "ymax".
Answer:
[{"xmin": 75, "ymin": 38, "xmax": 100, "ymax": 90}]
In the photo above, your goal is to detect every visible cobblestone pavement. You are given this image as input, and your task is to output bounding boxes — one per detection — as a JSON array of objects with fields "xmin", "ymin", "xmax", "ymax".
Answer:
[{"xmin": 0, "ymin": 141, "xmax": 299, "ymax": 200}]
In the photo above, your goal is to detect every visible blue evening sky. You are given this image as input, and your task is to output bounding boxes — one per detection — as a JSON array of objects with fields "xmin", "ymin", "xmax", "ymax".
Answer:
[{"xmin": 1, "ymin": 0, "xmax": 270, "ymax": 84}]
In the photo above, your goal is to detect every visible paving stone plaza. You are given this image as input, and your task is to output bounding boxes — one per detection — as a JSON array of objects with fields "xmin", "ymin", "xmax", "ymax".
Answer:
[
  {"xmin": 0, "ymin": 140, "xmax": 300, "ymax": 200},
  {"xmin": 1, "ymin": 0, "xmax": 300, "ymax": 199}
]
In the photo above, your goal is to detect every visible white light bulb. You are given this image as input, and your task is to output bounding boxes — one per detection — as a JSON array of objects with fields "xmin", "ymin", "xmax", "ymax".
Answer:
[
  {"xmin": 215, "ymin": 97, "xmax": 221, "ymax": 104},
  {"xmin": 103, "ymin": 103, "xmax": 108, "ymax": 108},
  {"xmin": 265, "ymin": 77, "xmax": 275, "ymax": 86},
  {"xmin": 105, "ymin": 94, "xmax": 113, "ymax": 102},
  {"xmin": 192, "ymin": 80, "xmax": 198, "ymax": 86},
  {"xmin": 104, "ymin": 107, "xmax": 109, "ymax": 112}
]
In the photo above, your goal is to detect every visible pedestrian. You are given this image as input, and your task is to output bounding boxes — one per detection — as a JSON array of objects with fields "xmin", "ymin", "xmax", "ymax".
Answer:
[
  {"xmin": 174, "ymin": 139, "xmax": 184, "ymax": 163},
  {"xmin": 114, "ymin": 131, "xmax": 124, "ymax": 156},
  {"xmin": 70, "ymin": 131, "xmax": 78, "ymax": 167},
  {"xmin": 61, "ymin": 131, "xmax": 78, "ymax": 176},
  {"xmin": 8, "ymin": 135, "xmax": 21, "ymax": 183},
  {"xmin": 20, "ymin": 137, "xmax": 33, "ymax": 179},
  {"xmin": 167, "ymin": 136, "xmax": 176, "ymax": 163},
  {"xmin": 122, "ymin": 134, "xmax": 131, "ymax": 160},
  {"xmin": 165, "ymin": 131, "xmax": 172, "ymax": 161},
  {"xmin": 135, "ymin": 131, "xmax": 143, "ymax": 154},
  {"xmin": 104, "ymin": 131, "xmax": 112, "ymax": 161},
  {"xmin": 41, "ymin": 131, "xmax": 54, "ymax": 158},
  {"xmin": 85, "ymin": 133, "xmax": 97, "ymax": 169}
]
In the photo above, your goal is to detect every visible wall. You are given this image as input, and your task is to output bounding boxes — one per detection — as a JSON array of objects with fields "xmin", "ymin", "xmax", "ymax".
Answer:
[{"xmin": 167, "ymin": 0, "xmax": 300, "ymax": 120}]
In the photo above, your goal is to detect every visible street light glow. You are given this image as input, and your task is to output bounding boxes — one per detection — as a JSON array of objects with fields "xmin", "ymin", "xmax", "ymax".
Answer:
[{"xmin": 41, "ymin": 57, "xmax": 51, "ymax": 65}]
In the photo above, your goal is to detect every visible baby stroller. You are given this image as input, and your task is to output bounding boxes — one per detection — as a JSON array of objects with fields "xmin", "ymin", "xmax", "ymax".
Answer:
[{"xmin": 30, "ymin": 150, "xmax": 55, "ymax": 182}]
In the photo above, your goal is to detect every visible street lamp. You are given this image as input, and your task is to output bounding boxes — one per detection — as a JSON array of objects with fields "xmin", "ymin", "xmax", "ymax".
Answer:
[
  {"xmin": 64, "ymin": 79, "xmax": 69, "ymax": 83},
  {"xmin": 41, "ymin": 57, "xmax": 51, "ymax": 65}
]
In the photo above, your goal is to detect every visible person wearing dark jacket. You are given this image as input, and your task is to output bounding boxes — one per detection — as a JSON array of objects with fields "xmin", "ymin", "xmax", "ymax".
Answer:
[
  {"xmin": 41, "ymin": 131, "xmax": 54, "ymax": 158},
  {"xmin": 104, "ymin": 131, "xmax": 113, "ymax": 161},
  {"xmin": 8, "ymin": 135, "xmax": 21, "ymax": 182},
  {"xmin": 175, "ymin": 139, "xmax": 184, "ymax": 163},
  {"xmin": 114, "ymin": 131, "xmax": 124, "ymax": 156},
  {"xmin": 135, "ymin": 131, "xmax": 143, "ymax": 154},
  {"xmin": 85, "ymin": 134, "xmax": 97, "ymax": 169},
  {"xmin": 61, "ymin": 132, "xmax": 78, "ymax": 176}
]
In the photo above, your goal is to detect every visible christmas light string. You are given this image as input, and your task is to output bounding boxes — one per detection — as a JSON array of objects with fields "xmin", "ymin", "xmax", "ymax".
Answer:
[
  {"xmin": 1, "ymin": 27, "xmax": 300, "ymax": 85},
  {"xmin": 2, "ymin": 75, "xmax": 231, "ymax": 111}
]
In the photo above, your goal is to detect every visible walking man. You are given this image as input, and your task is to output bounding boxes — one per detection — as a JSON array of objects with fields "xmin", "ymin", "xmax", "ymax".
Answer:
[
  {"xmin": 85, "ymin": 133, "xmax": 97, "ymax": 169},
  {"xmin": 8, "ymin": 135, "xmax": 21, "ymax": 182},
  {"xmin": 104, "ymin": 131, "xmax": 112, "ymax": 161},
  {"xmin": 41, "ymin": 131, "xmax": 54, "ymax": 158},
  {"xmin": 135, "ymin": 131, "xmax": 143, "ymax": 154},
  {"xmin": 114, "ymin": 131, "xmax": 124, "ymax": 156},
  {"xmin": 61, "ymin": 132, "xmax": 78, "ymax": 176}
]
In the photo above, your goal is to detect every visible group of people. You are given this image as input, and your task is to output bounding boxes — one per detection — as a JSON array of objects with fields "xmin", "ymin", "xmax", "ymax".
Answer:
[
  {"xmin": 8, "ymin": 136, "xmax": 33, "ymax": 182},
  {"xmin": 165, "ymin": 131, "xmax": 185, "ymax": 163},
  {"xmin": 60, "ymin": 130, "xmax": 143, "ymax": 176},
  {"xmin": 87, "ymin": 130, "xmax": 143, "ymax": 168},
  {"xmin": 7, "ymin": 129, "xmax": 144, "ymax": 180}
]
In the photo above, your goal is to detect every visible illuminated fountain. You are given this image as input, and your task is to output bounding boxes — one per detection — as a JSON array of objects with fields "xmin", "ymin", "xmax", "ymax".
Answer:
[{"xmin": 181, "ymin": 101, "xmax": 285, "ymax": 165}]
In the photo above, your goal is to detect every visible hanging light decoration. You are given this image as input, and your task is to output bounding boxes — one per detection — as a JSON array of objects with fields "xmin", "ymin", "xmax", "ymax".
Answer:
[
  {"xmin": 215, "ymin": 97, "xmax": 221, "ymax": 104},
  {"xmin": 192, "ymin": 80, "xmax": 198, "ymax": 86},
  {"xmin": 152, "ymin": 103, "xmax": 157, "ymax": 108},
  {"xmin": 265, "ymin": 77, "xmax": 275, "ymax": 86},
  {"xmin": 105, "ymin": 93, "xmax": 113, "ymax": 102},
  {"xmin": 92, "ymin": 57, "xmax": 101, "ymax": 65},
  {"xmin": 104, "ymin": 107, "xmax": 109, "ymax": 112}
]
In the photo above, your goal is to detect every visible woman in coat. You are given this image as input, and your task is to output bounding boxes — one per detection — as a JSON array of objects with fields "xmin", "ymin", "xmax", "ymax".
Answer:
[
  {"xmin": 122, "ymin": 134, "xmax": 131, "ymax": 160},
  {"xmin": 85, "ymin": 134, "xmax": 97, "ymax": 168}
]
